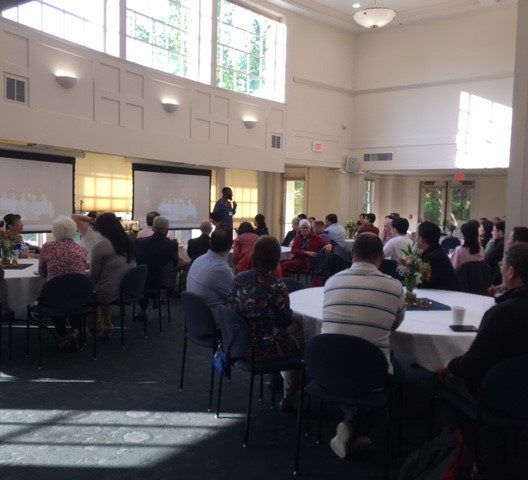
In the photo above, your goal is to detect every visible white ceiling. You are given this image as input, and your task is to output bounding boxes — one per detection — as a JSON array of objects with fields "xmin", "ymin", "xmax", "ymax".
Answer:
[{"xmin": 267, "ymin": 0, "xmax": 516, "ymax": 31}]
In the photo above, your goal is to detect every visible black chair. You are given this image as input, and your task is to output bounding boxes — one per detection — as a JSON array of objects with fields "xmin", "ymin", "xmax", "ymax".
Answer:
[
  {"xmin": 0, "ymin": 300, "xmax": 15, "ymax": 371},
  {"xmin": 179, "ymin": 291, "xmax": 218, "ymax": 411},
  {"xmin": 27, "ymin": 273, "xmax": 95, "ymax": 368},
  {"xmin": 144, "ymin": 261, "xmax": 174, "ymax": 332},
  {"xmin": 282, "ymin": 278, "xmax": 305, "ymax": 293},
  {"xmin": 455, "ymin": 261, "xmax": 491, "ymax": 296},
  {"xmin": 293, "ymin": 334, "xmax": 394, "ymax": 478},
  {"xmin": 441, "ymin": 236, "xmax": 461, "ymax": 254},
  {"xmin": 332, "ymin": 244, "xmax": 351, "ymax": 268},
  {"xmin": 293, "ymin": 248, "xmax": 326, "ymax": 285},
  {"xmin": 108, "ymin": 264, "xmax": 148, "ymax": 348},
  {"xmin": 215, "ymin": 305, "xmax": 303, "ymax": 447},
  {"xmin": 379, "ymin": 259, "xmax": 404, "ymax": 282}
]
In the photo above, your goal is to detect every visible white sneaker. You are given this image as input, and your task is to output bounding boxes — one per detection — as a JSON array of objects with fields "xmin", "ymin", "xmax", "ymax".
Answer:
[{"xmin": 329, "ymin": 422, "xmax": 353, "ymax": 459}]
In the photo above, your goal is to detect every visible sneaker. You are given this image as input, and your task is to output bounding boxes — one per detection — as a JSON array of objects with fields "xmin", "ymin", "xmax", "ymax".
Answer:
[
  {"xmin": 279, "ymin": 398, "xmax": 296, "ymax": 414},
  {"xmin": 330, "ymin": 422, "xmax": 353, "ymax": 459}
]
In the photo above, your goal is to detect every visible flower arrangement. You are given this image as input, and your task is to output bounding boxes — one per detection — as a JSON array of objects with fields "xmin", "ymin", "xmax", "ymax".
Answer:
[
  {"xmin": 345, "ymin": 220, "xmax": 359, "ymax": 239},
  {"xmin": 396, "ymin": 245, "xmax": 431, "ymax": 305},
  {"xmin": 0, "ymin": 228, "xmax": 19, "ymax": 266}
]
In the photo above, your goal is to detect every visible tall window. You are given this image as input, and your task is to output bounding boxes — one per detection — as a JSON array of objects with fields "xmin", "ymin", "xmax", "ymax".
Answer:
[
  {"xmin": 216, "ymin": 0, "xmax": 285, "ymax": 102},
  {"xmin": 2, "ymin": 0, "xmax": 119, "ymax": 56},
  {"xmin": 125, "ymin": 0, "xmax": 202, "ymax": 80},
  {"xmin": 225, "ymin": 169, "xmax": 258, "ymax": 229},
  {"xmin": 363, "ymin": 179, "xmax": 375, "ymax": 214}
]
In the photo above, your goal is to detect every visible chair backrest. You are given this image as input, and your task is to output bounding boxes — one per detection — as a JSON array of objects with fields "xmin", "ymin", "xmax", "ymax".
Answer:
[
  {"xmin": 332, "ymin": 244, "xmax": 351, "ymax": 267},
  {"xmin": 306, "ymin": 333, "xmax": 389, "ymax": 398},
  {"xmin": 120, "ymin": 264, "xmax": 148, "ymax": 302},
  {"xmin": 441, "ymin": 236, "xmax": 461, "ymax": 254},
  {"xmin": 312, "ymin": 248, "xmax": 326, "ymax": 276},
  {"xmin": 480, "ymin": 355, "xmax": 528, "ymax": 421},
  {"xmin": 216, "ymin": 304, "xmax": 251, "ymax": 359},
  {"xmin": 320, "ymin": 252, "xmax": 348, "ymax": 284},
  {"xmin": 181, "ymin": 291, "xmax": 217, "ymax": 339},
  {"xmin": 282, "ymin": 277, "xmax": 305, "ymax": 293},
  {"xmin": 158, "ymin": 261, "xmax": 175, "ymax": 289},
  {"xmin": 379, "ymin": 259, "xmax": 404, "ymax": 282},
  {"xmin": 39, "ymin": 273, "xmax": 93, "ymax": 315},
  {"xmin": 455, "ymin": 261, "xmax": 491, "ymax": 296}
]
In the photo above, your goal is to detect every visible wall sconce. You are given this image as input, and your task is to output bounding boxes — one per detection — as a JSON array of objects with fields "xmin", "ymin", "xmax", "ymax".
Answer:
[
  {"xmin": 243, "ymin": 116, "xmax": 257, "ymax": 129},
  {"xmin": 162, "ymin": 99, "xmax": 179, "ymax": 113},
  {"xmin": 55, "ymin": 72, "xmax": 78, "ymax": 89}
]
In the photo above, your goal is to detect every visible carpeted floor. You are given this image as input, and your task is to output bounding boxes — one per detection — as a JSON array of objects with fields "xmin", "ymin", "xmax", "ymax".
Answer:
[{"xmin": 0, "ymin": 299, "xmax": 431, "ymax": 480}]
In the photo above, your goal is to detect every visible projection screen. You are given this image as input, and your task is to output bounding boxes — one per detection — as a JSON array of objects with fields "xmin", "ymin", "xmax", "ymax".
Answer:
[
  {"xmin": 133, "ymin": 164, "xmax": 211, "ymax": 230},
  {"xmin": 0, "ymin": 149, "xmax": 75, "ymax": 232}
]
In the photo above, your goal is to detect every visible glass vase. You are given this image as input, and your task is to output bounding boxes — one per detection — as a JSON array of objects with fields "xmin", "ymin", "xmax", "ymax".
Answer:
[{"xmin": 404, "ymin": 280, "xmax": 418, "ymax": 306}]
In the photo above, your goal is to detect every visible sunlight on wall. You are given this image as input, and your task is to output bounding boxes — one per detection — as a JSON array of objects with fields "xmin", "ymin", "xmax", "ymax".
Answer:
[
  {"xmin": 456, "ymin": 91, "xmax": 512, "ymax": 169},
  {"xmin": 225, "ymin": 169, "xmax": 258, "ymax": 226}
]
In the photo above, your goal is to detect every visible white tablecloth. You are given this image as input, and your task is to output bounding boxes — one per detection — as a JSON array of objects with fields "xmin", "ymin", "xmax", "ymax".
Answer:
[
  {"xmin": 0, "ymin": 259, "xmax": 45, "ymax": 311},
  {"xmin": 289, "ymin": 287, "xmax": 495, "ymax": 371},
  {"xmin": 179, "ymin": 245, "xmax": 292, "ymax": 264}
]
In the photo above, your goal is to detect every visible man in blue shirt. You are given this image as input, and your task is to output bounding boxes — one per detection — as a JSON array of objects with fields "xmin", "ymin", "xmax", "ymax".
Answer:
[{"xmin": 212, "ymin": 187, "xmax": 237, "ymax": 229}]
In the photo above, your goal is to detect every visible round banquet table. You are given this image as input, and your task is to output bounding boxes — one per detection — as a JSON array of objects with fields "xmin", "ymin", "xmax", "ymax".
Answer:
[
  {"xmin": 289, "ymin": 287, "xmax": 495, "ymax": 371},
  {"xmin": 0, "ymin": 259, "xmax": 45, "ymax": 312}
]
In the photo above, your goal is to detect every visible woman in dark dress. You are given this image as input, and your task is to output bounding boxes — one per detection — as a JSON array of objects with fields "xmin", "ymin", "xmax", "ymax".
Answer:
[{"xmin": 253, "ymin": 213, "xmax": 269, "ymax": 236}]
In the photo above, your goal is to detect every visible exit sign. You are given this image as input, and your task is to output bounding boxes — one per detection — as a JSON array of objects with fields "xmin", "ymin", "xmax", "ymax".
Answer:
[{"xmin": 311, "ymin": 141, "xmax": 323, "ymax": 152}]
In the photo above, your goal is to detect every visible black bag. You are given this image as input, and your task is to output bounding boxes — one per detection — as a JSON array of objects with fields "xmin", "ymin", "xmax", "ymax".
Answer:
[{"xmin": 398, "ymin": 428, "xmax": 468, "ymax": 480}]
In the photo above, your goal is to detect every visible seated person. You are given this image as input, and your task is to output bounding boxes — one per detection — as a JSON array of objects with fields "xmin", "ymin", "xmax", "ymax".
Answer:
[
  {"xmin": 312, "ymin": 220, "xmax": 326, "ymax": 236},
  {"xmin": 357, "ymin": 213, "xmax": 379, "ymax": 236},
  {"xmin": 72, "ymin": 213, "xmax": 104, "ymax": 263},
  {"xmin": 229, "ymin": 236, "xmax": 302, "ymax": 412},
  {"xmin": 38, "ymin": 215, "xmax": 88, "ymax": 349},
  {"xmin": 232, "ymin": 222, "xmax": 259, "ymax": 273},
  {"xmin": 281, "ymin": 219, "xmax": 330, "ymax": 277},
  {"xmin": 253, "ymin": 213, "xmax": 269, "ymax": 236},
  {"xmin": 450, "ymin": 221, "xmax": 484, "ymax": 269},
  {"xmin": 323, "ymin": 214, "xmax": 346, "ymax": 248},
  {"xmin": 137, "ymin": 211, "xmax": 160, "ymax": 239},
  {"xmin": 282, "ymin": 217, "xmax": 299, "ymax": 247},
  {"xmin": 187, "ymin": 220, "xmax": 212, "ymax": 262},
  {"xmin": 210, "ymin": 211, "xmax": 232, "ymax": 234},
  {"xmin": 186, "ymin": 227, "xmax": 234, "ymax": 315},
  {"xmin": 136, "ymin": 215, "xmax": 179, "ymax": 314},
  {"xmin": 440, "ymin": 243, "xmax": 528, "ymax": 398},
  {"xmin": 383, "ymin": 217, "xmax": 413, "ymax": 261},
  {"xmin": 417, "ymin": 221, "xmax": 459, "ymax": 290},
  {"xmin": 485, "ymin": 220, "xmax": 505, "ymax": 284},
  {"xmin": 379, "ymin": 215, "xmax": 395, "ymax": 245},
  {"xmin": 2, "ymin": 213, "xmax": 40, "ymax": 256}
]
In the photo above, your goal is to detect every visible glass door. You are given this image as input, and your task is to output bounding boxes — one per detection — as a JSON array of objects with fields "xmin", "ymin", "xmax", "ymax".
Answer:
[
  {"xmin": 282, "ymin": 179, "xmax": 305, "ymax": 237},
  {"xmin": 419, "ymin": 181, "xmax": 447, "ymax": 229}
]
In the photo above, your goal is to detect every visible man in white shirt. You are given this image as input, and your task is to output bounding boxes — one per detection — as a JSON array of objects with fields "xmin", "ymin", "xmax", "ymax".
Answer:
[
  {"xmin": 383, "ymin": 217, "xmax": 413, "ymax": 261},
  {"xmin": 323, "ymin": 213, "xmax": 347, "ymax": 248},
  {"xmin": 137, "ymin": 211, "xmax": 160, "ymax": 239},
  {"xmin": 322, "ymin": 233, "xmax": 405, "ymax": 459}
]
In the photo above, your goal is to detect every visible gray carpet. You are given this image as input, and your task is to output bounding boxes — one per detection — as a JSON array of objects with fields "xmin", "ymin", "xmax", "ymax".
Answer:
[{"xmin": 0, "ymin": 300, "xmax": 427, "ymax": 480}]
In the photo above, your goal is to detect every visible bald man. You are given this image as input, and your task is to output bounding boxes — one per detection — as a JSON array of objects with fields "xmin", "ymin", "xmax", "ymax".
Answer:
[{"xmin": 187, "ymin": 220, "xmax": 212, "ymax": 262}]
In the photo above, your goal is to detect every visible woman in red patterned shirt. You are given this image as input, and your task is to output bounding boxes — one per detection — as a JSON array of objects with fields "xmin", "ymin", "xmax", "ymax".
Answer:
[{"xmin": 39, "ymin": 216, "xmax": 88, "ymax": 349}]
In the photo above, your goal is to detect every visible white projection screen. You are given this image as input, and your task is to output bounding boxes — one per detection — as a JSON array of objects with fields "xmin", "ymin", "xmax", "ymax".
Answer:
[
  {"xmin": 133, "ymin": 164, "xmax": 211, "ymax": 229},
  {"xmin": 0, "ymin": 150, "xmax": 75, "ymax": 232}
]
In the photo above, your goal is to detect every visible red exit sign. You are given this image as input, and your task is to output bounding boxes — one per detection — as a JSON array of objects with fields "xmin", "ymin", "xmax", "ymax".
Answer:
[{"xmin": 311, "ymin": 141, "xmax": 323, "ymax": 152}]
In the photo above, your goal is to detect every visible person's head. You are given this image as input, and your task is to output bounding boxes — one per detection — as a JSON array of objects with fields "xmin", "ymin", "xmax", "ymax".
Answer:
[
  {"xmin": 297, "ymin": 213, "xmax": 308, "ymax": 220},
  {"xmin": 254, "ymin": 213, "xmax": 266, "ymax": 228},
  {"xmin": 291, "ymin": 217, "xmax": 300, "ymax": 232},
  {"xmin": 152, "ymin": 215, "xmax": 170, "ymax": 235},
  {"xmin": 502, "ymin": 243, "xmax": 528, "ymax": 288},
  {"xmin": 298, "ymin": 219, "xmax": 311, "ymax": 236},
  {"xmin": 359, "ymin": 213, "xmax": 367, "ymax": 225},
  {"xmin": 146, "ymin": 211, "xmax": 160, "ymax": 227},
  {"xmin": 417, "ymin": 221, "xmax": 441, "ymax": 250},
  {"xmin": 460, "ymin": 221, "xmax": 480, "ymax": 255},
  {"xmin": 221, "ymin": 187, "xmax": 233, "ymax": 200},
  {"xmin": 252, "ymin": 236, "xmax": 281, "ymax": 275},
  {"xmin": 200, "ymin": 220, "xmax": 213, "ymax": 235},
  {"xmin": 325, "ymin": 213, "xmax": 338, "ymax": 226},
  {"xmin": 383, "ymin": 215, "xmax": 394, "ymax": 231},
  {"xmin": 210, "ymin": 211, "xmax": 223, "ymax": 226},
  {"xmin": 351, "ymin": 233, "xmax": 384, "ymax": 266},
  {"xmin": 390, "ymin": 213, "xmax": 400, "ymax": 219},
  {"xmin": 3, "ymin": 214, "xmax": 23, "ymax": 234},
  {"xmin": 479, "ymin": 219, "xmax": 494, "ymax": 245},
  {"xmin": 52, "ymin": 215, "xmax": 77, "ymax": 241},
  {"xmin": 508, "ymin": 226, "xmax": 528, "ymax": 249},
  {"xmin": 237, "ymin": 222, "xmax": 255, "ymax": 235},
  {"xmin": 308, "ymin": 216, "xmax": 316, "ymax": 226},
  {"xmin": 87, "ymin": 211, "xmax": 98, "ymax": 221},
  {"xmin": 493, "ymin": 216, "xmax": 502, "ymax": 224},
  {"xmin": 313, "ymin": 220, "xmax": 325, "ymax": 235},
  {"xmin": 392, "ymin": 217, "xmax": 409, "ymax": 236},
  {"xmin": 95, "ymin": 212, "xmax": 135, "ymax": 262},
  {"xmin": 365, "ymin": 213, "xmax": 376, "ymax": 225},
  {"xmin": 210, "ymin": 227, "xmax": 232, "ymax": 254},
  {"xmin": 492, "ymin": 221, "xmax": 506, "ymax": 240}
]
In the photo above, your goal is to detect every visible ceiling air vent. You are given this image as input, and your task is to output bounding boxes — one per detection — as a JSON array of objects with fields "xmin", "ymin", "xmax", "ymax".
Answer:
[
  {"xmin": 364, "ymin": 152, "xmax": 393, "ymax": 162},
  {"xmin": 5, "ymin": 74, "xmax": 27, "ymax": 104},
  {"xmin": 271, "ymin": 134, "xmax": 282, "ymax": 150}
]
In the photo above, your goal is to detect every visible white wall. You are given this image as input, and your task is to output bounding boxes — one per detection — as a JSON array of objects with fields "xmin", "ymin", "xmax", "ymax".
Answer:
[{"xmin": 350, "ymin": 6, "xmax": 517, "ymax": 172}]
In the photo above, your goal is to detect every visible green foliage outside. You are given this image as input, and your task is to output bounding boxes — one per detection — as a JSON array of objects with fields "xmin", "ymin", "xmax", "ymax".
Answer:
[
  {"xmin": 423, "ymin": 188, "xmax": 444, "ymax": 225},
  {"xmin": 293, "ymin": 180, "xmax": 304, "ymax": 216}
]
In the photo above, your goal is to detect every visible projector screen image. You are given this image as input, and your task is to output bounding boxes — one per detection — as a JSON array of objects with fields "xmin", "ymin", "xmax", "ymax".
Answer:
[
  {"xmin": 0, "ymin": 150, "xmax": 74, "ymax": 232},
  {"xmin": 133, "ymin": 164, "xmax": 211, "ymax": 229}
]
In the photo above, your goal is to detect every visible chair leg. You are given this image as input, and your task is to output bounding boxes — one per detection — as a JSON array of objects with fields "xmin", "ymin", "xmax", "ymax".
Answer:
[
  {"xmin": 8, "ymin": 315, "xmax": 13, "ymax": 363},
  {"xmin": 143, "ymin": 303, "xmax": 148, "ymax": 338},
  {"xmin": 92, "ymin": 311, "xmax": 97, "ymax": 361},
  {"xmin": 215, "ymin": 373, "xmax": 223, "ymax": 418},
  {"xmin": 259, "ymin": 374, "xmax": 264, "ymax": 402},
  {"xmin": 179, "ymin": 336, "xmax": 187, "ymax": 392},
  {"xmin": 243, "ymin": 373, "xmax": 255, "ymax": 447},
  {"xmin": 384, "ymin": 391, "xmax": 393, "ymax": 480},
  {"xmin": 26, "ymin": 305, "xmax": 30, "ymax": 357},
  {"xmin": 305, "ymin": 395, "xmax": 312, "ymax": 436},
  {"xmin": 316, "ymin": 399, "xmax": 324, "ymax": 444},
  {"xmin": 208, "ymin": 355, "xmax": 215, "ymax": 412},
  {"xmin": 37, "ymin": 316, "xmax": 42, "ymax": 369},
  {"xmin": 167, "ymin": 292, "xmax": 171, "ymax": 324},
  {"xmin": 120, "ymin": 304, "xmax": 126, "ymax": 349},
  {"xmin": 158, "ymin": 294, "xmax": 163, "ymax": 333},
  {"xmin": 293, "ymin": 366, "xmax": 306, "ymax": 475}
]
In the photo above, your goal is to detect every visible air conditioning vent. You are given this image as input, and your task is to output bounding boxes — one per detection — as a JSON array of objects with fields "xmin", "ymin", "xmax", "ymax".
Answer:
[
  {"xmin": 271, "ymin": 134, "xmax": 282, "ymax": 150},
  {"xmin": 5, "ymin": 74, "xmax": 27, "ymax": 104},
  {"xmin": 364, "ymin": 152, "xmax": 393, "ymax": 162}
]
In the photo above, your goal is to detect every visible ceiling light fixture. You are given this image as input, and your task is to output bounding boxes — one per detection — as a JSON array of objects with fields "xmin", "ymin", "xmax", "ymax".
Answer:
[
  {"xmin": 353, "ymin": 2, "xmax": 396, "ymax": 29},
  {"xmin": 352, "ymin": 3, "xmax": 361, "ymax": 8}
]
